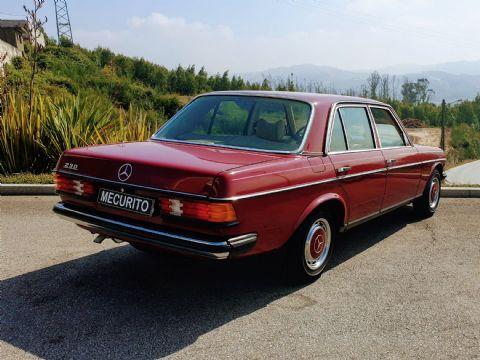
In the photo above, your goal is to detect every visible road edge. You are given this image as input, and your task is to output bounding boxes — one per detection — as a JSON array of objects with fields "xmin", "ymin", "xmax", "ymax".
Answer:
[
  {"xmin": 1, "ymin": 184, "xmax": 480, "ymax": 198},
  {"xmin": 0, "ymin": 184, "xmax": 56, "ymax": 195}
]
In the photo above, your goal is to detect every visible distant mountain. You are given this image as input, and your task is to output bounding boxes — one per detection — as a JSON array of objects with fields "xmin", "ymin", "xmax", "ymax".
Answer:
[
  {"xmin": 241, "ymin": 63, "xmax": 480, "ymax": 102},
  {"xmin": 378, "ymin": 60, "xmax": 480, "ymax": 76}
]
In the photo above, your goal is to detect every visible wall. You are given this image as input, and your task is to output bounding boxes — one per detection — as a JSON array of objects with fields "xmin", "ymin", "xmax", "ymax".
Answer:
[{"xmin": 0, "ymin": 38, "xmax": 22, "ymax": 66}]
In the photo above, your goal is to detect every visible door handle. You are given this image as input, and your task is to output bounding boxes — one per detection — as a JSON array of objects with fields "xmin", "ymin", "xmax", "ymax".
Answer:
[
  {"xmin": 386, "ymin": 159, "xmax": 397, "ymax": 165},
  {"xmin": 337, "ymin": 166, "xmax": 351, "ymax": 174}
]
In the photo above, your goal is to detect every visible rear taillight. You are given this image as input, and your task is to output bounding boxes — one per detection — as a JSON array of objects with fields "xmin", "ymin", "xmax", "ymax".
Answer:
[
  {"xmin": 159, "ymin": 198, "xmax": 237, "ymax": 223},
  {"xmin": 55, "ymin": 174, "xmax": 95, "ymax": 197}
]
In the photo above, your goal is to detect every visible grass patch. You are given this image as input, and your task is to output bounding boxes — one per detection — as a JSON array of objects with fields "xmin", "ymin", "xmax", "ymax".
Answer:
[{"xmin": 0, "ymin": 173, "xmax": 53, "ymax": 184}]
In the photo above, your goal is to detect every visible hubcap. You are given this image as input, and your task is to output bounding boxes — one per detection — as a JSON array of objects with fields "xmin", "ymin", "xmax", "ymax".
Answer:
[
  {"xmin": 429, "ymin": 177, "xmax": 440, "ymax": 209},
  {"xmin": 304, "ymin": 218, "xmax": 331, "ymax": 271}
]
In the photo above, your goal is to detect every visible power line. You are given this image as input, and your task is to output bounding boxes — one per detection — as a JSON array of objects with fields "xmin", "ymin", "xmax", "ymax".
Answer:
[{"xmin": 280, "ymin": 0, "xmax": 480, "ymax": 49}]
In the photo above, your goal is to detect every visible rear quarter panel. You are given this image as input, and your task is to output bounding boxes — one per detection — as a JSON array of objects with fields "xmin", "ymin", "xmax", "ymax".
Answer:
[
  {"xmin": 213, "ymin": 156, "xmax": 346, "ymax": 255},
  {"xmin": 413, "ymin": 145, "xmax": 446, "ymax": 196}
]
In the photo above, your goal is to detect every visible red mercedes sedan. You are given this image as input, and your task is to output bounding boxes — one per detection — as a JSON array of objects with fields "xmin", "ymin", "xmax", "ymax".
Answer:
[{"xmin": 53, "ymin": 91, "xmax": 445, "ymax": 282}]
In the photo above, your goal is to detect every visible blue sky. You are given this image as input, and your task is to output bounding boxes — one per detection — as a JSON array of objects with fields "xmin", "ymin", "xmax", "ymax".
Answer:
[{"xmin": 2, "ymin": 0, "xmax": 479, "ymax": 73}]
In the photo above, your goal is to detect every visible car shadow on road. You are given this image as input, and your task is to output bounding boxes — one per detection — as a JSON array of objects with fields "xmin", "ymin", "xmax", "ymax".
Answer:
[{"xmin": 1, "ymin": 205, "xmax": 420, "ymax": 359}]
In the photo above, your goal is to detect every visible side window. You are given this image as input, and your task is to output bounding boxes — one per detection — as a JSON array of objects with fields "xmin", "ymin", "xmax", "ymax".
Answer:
[
  {"xmin": 339, "ymin": 107, "xmax": 375, "ymax": 150},
  {"xmin": 371, "ymin": 108, "xmax": 406, "ymax": 147},
  {"xmin": 329, "ymin": 111, "xmax": 347, "ymax": 152}
]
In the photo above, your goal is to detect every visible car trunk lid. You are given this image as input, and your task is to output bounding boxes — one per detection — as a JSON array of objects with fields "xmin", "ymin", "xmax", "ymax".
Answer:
[{"xmin": 57, "ymin": 140, "xmax": 281, "ymax": 196}]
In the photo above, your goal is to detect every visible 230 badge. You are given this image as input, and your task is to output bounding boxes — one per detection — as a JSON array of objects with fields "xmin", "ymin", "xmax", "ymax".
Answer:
[{"xmin": 63, "ymin": 162, "xmax": 78, "ymax": 170}]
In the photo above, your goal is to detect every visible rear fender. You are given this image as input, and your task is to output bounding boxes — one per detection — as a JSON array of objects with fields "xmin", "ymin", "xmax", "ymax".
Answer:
[
  {"xmin": 418, "ymin": 160, "xmax": 445, "ymax": 196},
  {"xmin": 293, "ymin": 192, "xmax": 348, "ymax": 232}
]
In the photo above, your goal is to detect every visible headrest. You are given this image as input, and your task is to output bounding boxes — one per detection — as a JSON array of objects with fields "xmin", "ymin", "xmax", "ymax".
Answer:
[{"xmin": 256, "ymin": 118, "xmax": 284, "ymax": 142}]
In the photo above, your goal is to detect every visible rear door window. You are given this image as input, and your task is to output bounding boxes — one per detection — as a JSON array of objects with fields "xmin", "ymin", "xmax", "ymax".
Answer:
[
  {"xmin": 338, "ymin": 107, "xmax": 375, "ymax": 150},
  {"xmin": 370, "ymin": 107, "xmax": 406, "ymax": 147}
]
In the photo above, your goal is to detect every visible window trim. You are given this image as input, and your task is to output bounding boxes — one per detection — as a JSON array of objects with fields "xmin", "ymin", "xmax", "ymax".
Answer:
[
  {"xmin": 329, "ymin": 109, "xmax": 349, "ymax": 152},
  {"xmin": 326, "ymin": 103, "xmax": 378, "ymax": 154},
  {"xmin": 368, "ymin": 105, "xmax": 413, "ymax": 149},
  {"xmin": 152, "ymin": 94, "xmax": 315, "ymax": 155}
]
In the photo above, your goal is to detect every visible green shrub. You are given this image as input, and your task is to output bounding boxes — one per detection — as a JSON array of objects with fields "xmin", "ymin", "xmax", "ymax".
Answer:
[
  {"xmin": 450, "ymin": 124, "xmax": 480, "ymax": 161},
  {"xmin": 10, "ymin": 56, "xmax": 25, "ymax": 70},
  {"xmin": 0, "ymin": 92, "xmax": 165, "ymax": 175}
]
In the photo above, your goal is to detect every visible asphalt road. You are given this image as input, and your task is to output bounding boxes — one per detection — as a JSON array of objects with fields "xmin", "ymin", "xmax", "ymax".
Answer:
[
  {"xmin": 446, "ymin": 160, "xmax": 480, "ymax": 185},
  {"xmin": 1, "ymin": 197, "xmax": 479, "ymax": 359}
]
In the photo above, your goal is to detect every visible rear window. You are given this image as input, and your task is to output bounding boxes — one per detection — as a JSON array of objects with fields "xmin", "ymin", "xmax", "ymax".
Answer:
[{"xmin": 153, "ymin": 95, "xmax": 312, "ymax": 152}]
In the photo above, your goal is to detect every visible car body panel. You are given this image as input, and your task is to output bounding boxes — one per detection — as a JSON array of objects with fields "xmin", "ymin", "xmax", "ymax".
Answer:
[{"xmin": 58, "ymin": 140, "xmax": 281, "ymax": 196}]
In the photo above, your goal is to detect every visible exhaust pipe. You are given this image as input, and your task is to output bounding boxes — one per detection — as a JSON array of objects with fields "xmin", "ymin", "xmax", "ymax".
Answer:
[
  {"xmin": 93, "ymin": 235, "xmax": 106, "ymax": 244},
  {"xmin": 93, "ymin": 235, "xmax": 124, "ymax": 244}
]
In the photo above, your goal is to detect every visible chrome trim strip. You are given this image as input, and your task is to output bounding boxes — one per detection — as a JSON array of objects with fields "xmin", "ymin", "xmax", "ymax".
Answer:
[
  {"xmin": 151, "ymin": 93, "xmax": 316, "ymax": 155},
  {"xmin": 346, "ymin": 195, "xmax": 421, "ymax": 228},
  {"xmin": 56, "ymin": 169, "xmax": 209, "ymax": 200},
  {"xmin": 214, "ymin": 177, "xmax": 339, "ymax": 201},
  {"xmin": 424, "ymin": 158, "xmax": 447, "ymax": 163},
  {"xmin": 381, "ymin": 196, "xmax": 418, "ymax": 212},
  {"xmin": 54, "ymin": 203, "xmax": 257, "ymax": 259},
  {"xmin": 55, "ymin": 203, "xmax": 225, "ymax": 247},
  {"xmin": 366, "ymin": 105, "xmax": 382, "ymax": 149},
  {"xmin": 340, "ymin": 167, "xmax": 387, "ymax": 179},
  {"xmin": 212, "ymin": 158, "xmax": 446, "ymax": 201},
  {"xmin": 383, "ymin": 158, "xmax": 446, "ymax": 171},
  {"xmin": 58, "ymin": 159, "xmax": 446, "ymax": 203},
  {"xmin": 150, "ymin": 138, "xmax": 301, "ymax": 155},
  {"xmin": 227, "ymin": 233, "xmax": 258, "ymax": 248},
  {"xmin": 328, "ymin": 148, "xmax": 382, "ymax": 155},
  {"xmin": 387, "ymin": 161, "xmax": 425, "ymax": 170}
]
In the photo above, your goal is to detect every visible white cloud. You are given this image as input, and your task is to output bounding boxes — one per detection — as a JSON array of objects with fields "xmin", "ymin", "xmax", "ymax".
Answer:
[{"xmin": 75, "ymin": 3, "xmax": 480, "ymax": 73}]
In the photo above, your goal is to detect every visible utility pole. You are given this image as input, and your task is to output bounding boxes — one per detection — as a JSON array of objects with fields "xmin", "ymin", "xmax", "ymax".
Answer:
[
  {"xmin": 54, "ymin": 0, "xmax": 73, "ymax": 43},
  {"xmin": 440, "ymin": 99, "xmax": 446, "ymax": 150}
]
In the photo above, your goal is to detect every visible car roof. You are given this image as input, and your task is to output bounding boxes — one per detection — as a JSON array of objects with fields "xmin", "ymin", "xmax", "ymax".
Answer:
[{"xmin": 201, "ymin": 90, "xmax": 388, "ymax": 106}]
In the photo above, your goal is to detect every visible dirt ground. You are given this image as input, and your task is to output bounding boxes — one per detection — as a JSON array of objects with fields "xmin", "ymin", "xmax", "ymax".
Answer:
[{"xmin": 406, "ymin": 127, "xmax": 451, "ymax": 149}]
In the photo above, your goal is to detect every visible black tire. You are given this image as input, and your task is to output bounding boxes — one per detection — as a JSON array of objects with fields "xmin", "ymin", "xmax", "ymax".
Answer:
[
  {"xmin": 284, "ymin": 210, "xmax": 336, "ymax": 284},
  {"xmin": 413, "ymin": 169, "xmax": 442, "ymax": 218}
]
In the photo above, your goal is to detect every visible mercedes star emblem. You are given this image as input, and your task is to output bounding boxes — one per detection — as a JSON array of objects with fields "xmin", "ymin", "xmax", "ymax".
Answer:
[{"xmin": 118, "ymin": 163, "xmax": 133, "ymax": 182}]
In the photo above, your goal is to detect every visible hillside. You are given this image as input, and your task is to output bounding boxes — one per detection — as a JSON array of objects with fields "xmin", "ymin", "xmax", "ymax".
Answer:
[
  {"xmin": 4, "ymin": 38, "xmax": 268, "ymax": 120},
  {"xmin": 241, "ymin": 64, "xmax": 480, "ymax": 102}
]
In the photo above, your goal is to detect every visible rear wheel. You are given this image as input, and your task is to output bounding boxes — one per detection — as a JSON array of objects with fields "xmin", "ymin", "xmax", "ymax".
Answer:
[
  {"xmin": 285, "ymin": 211, "xmax": 336, "ymax": 283},
  {"xmin": 413, "ymin": 169, "xmax": 442, "ymax": 218}
]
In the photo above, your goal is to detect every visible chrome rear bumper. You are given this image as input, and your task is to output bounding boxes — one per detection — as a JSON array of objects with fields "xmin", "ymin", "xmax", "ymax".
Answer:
[{"xmin": 53, "ymin": 202, "xmax": 257, "ymax": 259}]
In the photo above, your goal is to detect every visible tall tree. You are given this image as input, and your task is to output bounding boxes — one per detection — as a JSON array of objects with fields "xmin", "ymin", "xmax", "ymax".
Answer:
[
  {"xmin": 415, "ymin": 78, "xmax": 434, "ymax": 104},
  {"xmin": 196, "ymin": 67, "xmax": 209, "ymax": 93},
  {"xmin": 367, "ymin": 71, "xmax": 381, "ymax": 99},
  {"xmin": 379, "ymin": 74, "xmax": 390, "ymax": 100},
  {"xmin": 401, "ymin": 79, "xmax": 417, "ymax": 103}
]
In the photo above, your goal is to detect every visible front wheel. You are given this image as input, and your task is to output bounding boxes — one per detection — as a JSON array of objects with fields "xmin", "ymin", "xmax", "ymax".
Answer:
[
  {"xmin": 413, "ymin": 169, "xmax": 442, "ymax": 218},
  {"xmin": 285, "ymin": 211, "xmax": 336, "ymax": 283}
]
